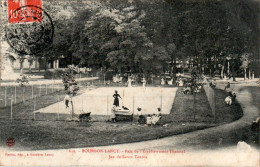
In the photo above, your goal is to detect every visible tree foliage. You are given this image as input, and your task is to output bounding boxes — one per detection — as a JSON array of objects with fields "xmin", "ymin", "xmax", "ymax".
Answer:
[{"xmin": 19, "ymin": 0, "xmax": 259, "ymax": 77}]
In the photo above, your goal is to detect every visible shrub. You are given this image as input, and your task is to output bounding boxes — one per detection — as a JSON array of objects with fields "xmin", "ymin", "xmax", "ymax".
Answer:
[
  {"xmin": 54, "ymin": 69, "xmax": 64, "ymax": 78},
  {"xmin": 61, "ymin": 72, "xmax": 79, "ymax": 96},
  {"xmin": 44, "ymin": 70, "xmax": 54, "ymax": 79},
  {"xmin": 16, "ymin": 74, "xmax": 30, "ymax": 87},
  {"xmin": 105, "ymin": 71, "xmax": 113, "ymax": 81},
  {"xmin": 44, "ymin": 69, "xmax": 65, "ymax": 79}
]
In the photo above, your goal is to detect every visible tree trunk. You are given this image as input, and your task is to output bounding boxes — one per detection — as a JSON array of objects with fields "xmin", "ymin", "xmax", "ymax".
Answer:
[
  {"xmin": 20, "ymin": 61, "xmax": 24, "ymax": 74},
  {"xmin": 193, "ymin": 93, "xmax": 196, "ymax": 121},
  {"xmin": 173, "ymin": 57, "xmax": 177, "ymax": 79},
  {"xmin": 29, "ymin": 64, "xmax": 32, "ymax": 73},
  {"xmin": 232, "ymin": 59, "xmax": 236, "ymax": 81},
  {"xmin": 71, "ymin": 99, "xmax": 74, "ymax": 119},
  {"xmin": 249, "ymin": 69, "xmax": 251, "ymax": 79},
  {"xmin": 199, "ymin": 57, "xmax": 203, "ymax": 75},
  {"xmin": 244, "ymin": 68, "xmax": 247, "ymax": 80},
  {"xmin": 170, "ymin": 57, "xmax": 174, "ymax": 79},
  {"xmin": 44, "ymin": 56, "xmax": 47, "ymax": 71},
  {"xmin": 227, "ymin": 61, "xmax": 230, "ymax": 75},
  {"xmin": 221, "ymin": 65, "xmax": 224, "ymax": 79},
  {"xmin": 38, "ymin": 58, "xmax": 41, "ymax": 72}
]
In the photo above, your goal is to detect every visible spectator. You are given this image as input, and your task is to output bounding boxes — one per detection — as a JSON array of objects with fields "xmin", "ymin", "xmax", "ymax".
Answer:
[
  {"xmin": 127, "ymin": 77, "xmax": 132, "ymax": 87},
  {"xmin": 168, "ymin": 78, "xmax": 173, "ymax": 86},
  {"xmin": 231, "ymin": 92, "xmax": 236, "ymax": 102},
  {"xmin": 146, "ymin": 115, "xmax": 152, "ymax": 125},
  {"xmin": 183, "ymin": 86, "xmax": 191, "ymax": 94},
  {"xmin": 224, "ymin": 82, "xmax": 230, "ymax": 91},
  {"xmin": 110, "ymin": 106, "xmax": 116, "ymax": 122},
  {"xmin": 64, "ymin": 94, "xmax": 72, "ymax": 108},
  {"xmin": 161, "ymin": 78, "xmax": 165, "ymax": 85},
  {"xmin": 210, "ymin": 79, "xmax": 216, "ymax": 88},
  {"xmin": 225, "ymin": 96, "xmax": 232, "ymax": 105},
  {"xmin": 142, "ymin": 78, "xmax": 146, "ymax": 89},
  {"xmin": 179, "ymin": 79, "xmax": 184, "ymax": 87},
  {"xmin": 138, "ymin": 115, "xmax": 146, "ymax": 124},
  {"xmin": 151, "ymin": 114, "xmax": 161, "ymax": 125}
]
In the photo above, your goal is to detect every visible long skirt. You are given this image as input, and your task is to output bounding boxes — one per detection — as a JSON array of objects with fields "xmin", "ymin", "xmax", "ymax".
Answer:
[{"xmin": 113, "ymin": 98, "xmax": 119, "ymax": 107}]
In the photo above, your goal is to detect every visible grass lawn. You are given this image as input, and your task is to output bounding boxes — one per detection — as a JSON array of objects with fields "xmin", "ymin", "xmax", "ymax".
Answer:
[{"xmin": 0, "ymin": 85, "xmax": 243, "ymax": 150}]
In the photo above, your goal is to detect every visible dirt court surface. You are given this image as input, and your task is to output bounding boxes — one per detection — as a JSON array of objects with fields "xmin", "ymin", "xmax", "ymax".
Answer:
[{"xmin": 34, "ymin": 87, "xmax": 178, "ymax": 116}]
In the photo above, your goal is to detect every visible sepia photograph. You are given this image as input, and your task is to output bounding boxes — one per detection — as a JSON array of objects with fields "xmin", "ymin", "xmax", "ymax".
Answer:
[{"xmin": 0, "ymin": 0, "xmax": 259, "ymax": 166}]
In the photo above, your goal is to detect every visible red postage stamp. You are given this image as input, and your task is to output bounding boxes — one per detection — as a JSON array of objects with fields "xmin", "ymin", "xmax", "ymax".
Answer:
[{"xmin": 8, "ymin": 0, "xmax": 42, "ymax": 23}]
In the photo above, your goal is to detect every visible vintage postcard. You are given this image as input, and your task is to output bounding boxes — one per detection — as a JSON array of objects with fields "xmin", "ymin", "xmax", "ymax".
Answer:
[{"xmin": 0, "ymin": 0, "xmax": 259, "ymax": 166}]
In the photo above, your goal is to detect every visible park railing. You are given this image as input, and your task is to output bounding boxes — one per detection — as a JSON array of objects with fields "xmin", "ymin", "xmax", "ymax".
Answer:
[
  {"xmin": 203, "ymin": 83, "xmax": 216, "ymax": 121},
  {"xmin": 0, "ymin": 83, "xmax": 64, "ymax": 107},
  {"xmin": 0, "ymin": 79, "xmax": 99, "ymax": 108}
]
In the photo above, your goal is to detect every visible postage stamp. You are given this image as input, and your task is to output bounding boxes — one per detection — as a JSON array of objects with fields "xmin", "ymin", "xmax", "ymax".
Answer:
[
  {"xmin": 8, "ymin": 0, "xmax": 42, "ymax": 23},
  {"xmin": 5, "ymin": 4, "xmax": 54, "ymax": 55}
]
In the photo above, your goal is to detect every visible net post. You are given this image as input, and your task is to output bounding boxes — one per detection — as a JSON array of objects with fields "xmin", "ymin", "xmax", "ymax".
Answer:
[
  {"xmin": 22, "ymin": 86, "xmax": 25, "ymax": 103},
  {"xmin": 39, "ymin": 84, "xmax": 41, "ymax": 96},
  {"xmin": 14, "ymin": 86, "xmax": 17, "ymax": 103},
  {"xmin": 33, "ymin": 96, "xmax": 36, "ymax": 121},
  {"xmin": 10, "ymin": 95, "xmax": 13, "ymax": 121},
  {"xmin": 32, "ymin": 85, "xmax": 34, "ymax": 99},
  {"xmin": 133, "ymin": 96, "xmax": 135, "ymax": 121},
  {"xmin": 57, "ymin": 95, "xmax": 60, "ymax": 121},
  {"xmin": 107, "ymin": 95, "xmax": 109, "ymax": 116},
  {"xmin": 4, "ymin": 87, "xmax": 7, "ymax": 107}
]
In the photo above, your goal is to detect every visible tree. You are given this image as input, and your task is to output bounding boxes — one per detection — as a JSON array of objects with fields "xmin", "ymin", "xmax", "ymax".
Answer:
[
  {"xmin": 240, "ymin": 53, "xmax": 250, "ymax": 80},
  {"xmin": 26, "ymin": 55, "xmax": 35, "ymax": 73},
  {"xmin": 167, "ymin": 43, "xmax": 176, "ymax": 78},
  {"xmin": 61, "ymin": 64, "xmax": 80, "ymax": 118}
]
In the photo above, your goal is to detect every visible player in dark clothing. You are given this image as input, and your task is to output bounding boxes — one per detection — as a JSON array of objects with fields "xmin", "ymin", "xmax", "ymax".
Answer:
[
  {"xmin": 113, "ymin": 90, "xmax": 122, "ymax": 107},
  {"xmin": 224, "ymin": 82, "xmax": 230, "ymax": 90}
]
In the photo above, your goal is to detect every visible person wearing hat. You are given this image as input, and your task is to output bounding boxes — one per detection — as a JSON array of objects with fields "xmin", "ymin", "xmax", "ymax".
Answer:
[{"xmin": 113, "ymin": 90, "xmax": 122, "ymax": 107}]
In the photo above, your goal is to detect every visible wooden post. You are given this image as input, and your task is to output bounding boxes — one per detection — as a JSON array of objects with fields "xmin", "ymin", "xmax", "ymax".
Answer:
[
  {"xmin": 14, "ymin": 86, "xmax": 17, "ymax": 103},
  {"xmin": 160, "ymin": 96, "xmax": 162, "ymax": 111},
  {"xmin": 52, "ymin": 80, "xmax": 54, "ymax": 93},
  {"xmin": 22, "ymin": 87, "xmax": 25, "ymax": 103},
  {"xmin": 82, "ymin": 95, "xmax": 83, "ymax": 113},
  {"xmin": 57, "ymin": 95, "xmax": 60, "ymax": 121},
  {"xmin": 32, "ymin": 85, "xmax": 34, "ymax": 99},
  {"xmin": 71, "ymin": 99, "xmax": 74, "ymax": 119},
  {"xmin": 104, "ymin": 73, "xmax": 106, "ymax": 85},
  {"xmin": 33, "ymin": 96, "xmax": 36, "ymax": 120},
  {"xmin": 133, "ymin": 96, "xmax": 135, "ymax": 121},
  {"xmin": 214, "ymin": 90, "xmax": 216, "ymax": 123},
  {"xmin": 4, "ymin": 87, "xmax": 7, "ymax": 107},
  {"xmin": 39, "ymin": 84, "xmax": 41, "ymax": 96},
  {"xmin": 107, "ymin": 96, "xmax": 109, "ymax": 116},
  {"xmin": 193, "ymin": 93, "xmax": 196, "ymax": 121},
  {"xmin": 10, "ymin": 95, "xmax": 13, "ymax": 121}
]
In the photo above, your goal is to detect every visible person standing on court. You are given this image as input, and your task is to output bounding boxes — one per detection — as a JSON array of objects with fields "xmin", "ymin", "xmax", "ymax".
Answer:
[
  {"xmin": 142, "ymin": 77, "xmax": 146, "ymax": 90},
  {"xmin": 113, "ymin": 90, "xmax": 122, "ymax": 107},
  {"xmin": 64, "ymin": 94, "xmax": 72, "ymax": 108}
]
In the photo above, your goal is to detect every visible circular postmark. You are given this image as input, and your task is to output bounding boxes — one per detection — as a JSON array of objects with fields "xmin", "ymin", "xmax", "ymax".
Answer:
[
  {"xmin": 6, "ymin": 138, "xmax": 15, "ymax": 147},
  {"xmin": 5, "ymin": 5, "xmax": 54, "ymax": 55}
]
